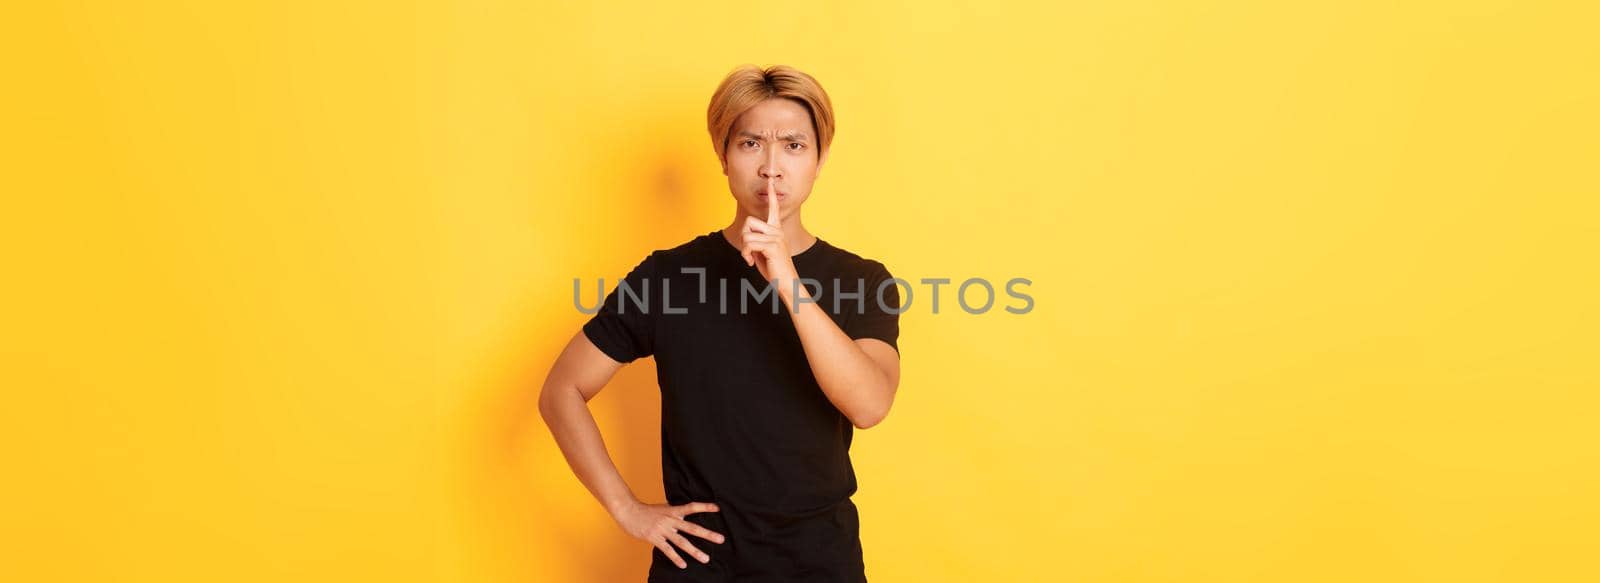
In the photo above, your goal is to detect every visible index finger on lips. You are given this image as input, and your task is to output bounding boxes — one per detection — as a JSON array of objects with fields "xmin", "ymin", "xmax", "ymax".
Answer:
[{"xmin": 766, "ymin": 179, "xmax": 779, "ymax": 225}]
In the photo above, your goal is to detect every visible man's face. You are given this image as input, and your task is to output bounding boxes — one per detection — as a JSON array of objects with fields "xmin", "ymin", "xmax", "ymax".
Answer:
[{"xmin": 720, "ymin": 98, "xmax": 827, "ymax": 221}]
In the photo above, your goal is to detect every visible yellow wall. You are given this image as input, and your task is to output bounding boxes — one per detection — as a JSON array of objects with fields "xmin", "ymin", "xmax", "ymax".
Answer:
[{"xmin": 4, "ymin": 1, "xmax": 1596, "ymax": 581}]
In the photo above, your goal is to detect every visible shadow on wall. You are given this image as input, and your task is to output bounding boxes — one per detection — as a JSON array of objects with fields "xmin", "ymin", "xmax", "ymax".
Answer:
[{"xmin": 475, "ymin": 113, "xmax": 717, "ymax": 581}]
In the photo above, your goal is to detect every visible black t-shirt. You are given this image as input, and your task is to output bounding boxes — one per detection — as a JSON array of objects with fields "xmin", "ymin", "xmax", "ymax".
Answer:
[{"xmin": 582, "ymin": 229, "xmax": 900, "ymax": 582}]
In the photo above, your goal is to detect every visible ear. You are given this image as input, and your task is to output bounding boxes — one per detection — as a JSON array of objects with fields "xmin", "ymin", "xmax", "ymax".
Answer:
[
  {"xmin": 816, "ymin": 148, "xmax": 829, "ymax": 174},
  {"xmin": 719, "ymin": 151, "xmax": 729, "ymax": 176}
]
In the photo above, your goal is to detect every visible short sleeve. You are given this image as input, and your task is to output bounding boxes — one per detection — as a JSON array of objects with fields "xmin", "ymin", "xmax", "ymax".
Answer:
[
  {"xmin": 843, "ymin": 261, "xmax": 901, "ymax": 353},
  {"xmin": 582, "ymin": 252, "xmax": 659, "ymax": 363}
]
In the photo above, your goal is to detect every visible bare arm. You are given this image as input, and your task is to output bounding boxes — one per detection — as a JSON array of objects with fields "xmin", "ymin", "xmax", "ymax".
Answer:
[
  {"xmin": 736, "ymin": 183, "xmax": 901, "ymax": 429},
  {"xmin": 537, "ymin": 330, "xmax": 638, "ymax": 515},
  {"xmin": 537, "ymin": 330, "xmax": 725, "ymax": 569},
  {"xmin": 780, "ymin": 287, "xmax": 901, "ymax": 429}
]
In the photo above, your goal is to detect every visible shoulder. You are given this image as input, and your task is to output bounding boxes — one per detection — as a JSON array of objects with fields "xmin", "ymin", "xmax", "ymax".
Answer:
[
  {"xmin": 632, "ymin": 232, "xmax": 717, "ymax": 270},
  {"xmin": 655, "ymin": 233, "xmax": 711, "ymax": 260},
  {"xmin": 818, "ymin": 239, "xmax": 894, "ymax": 281}
]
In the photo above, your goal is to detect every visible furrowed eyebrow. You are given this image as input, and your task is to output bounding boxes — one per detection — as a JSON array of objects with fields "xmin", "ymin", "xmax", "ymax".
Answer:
[{"xmin": 735, "ymin": 130, "xmax": 810, "ymax": 142}]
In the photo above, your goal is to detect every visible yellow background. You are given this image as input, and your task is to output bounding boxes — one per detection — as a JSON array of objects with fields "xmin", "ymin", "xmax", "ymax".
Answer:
[{"xmin": 3, "ymin": 1, "xmax": 1596, "ymax": 581}]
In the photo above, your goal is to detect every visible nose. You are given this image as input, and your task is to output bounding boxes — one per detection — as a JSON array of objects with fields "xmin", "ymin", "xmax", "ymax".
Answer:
[{"xmin": 759, "ymin": 147, "xmax": 783, "ymax": 179}]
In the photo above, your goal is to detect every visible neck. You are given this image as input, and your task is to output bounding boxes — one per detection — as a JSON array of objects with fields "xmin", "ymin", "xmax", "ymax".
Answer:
[{"xmin": 722, "ymin": 207, "xmax": 816, "ymax": 256}]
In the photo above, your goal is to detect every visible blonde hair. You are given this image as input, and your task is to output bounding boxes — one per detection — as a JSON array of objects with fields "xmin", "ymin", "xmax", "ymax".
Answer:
[{"xmin": 706, "ymin": 64, "xmax": 835, "ymax": 163}]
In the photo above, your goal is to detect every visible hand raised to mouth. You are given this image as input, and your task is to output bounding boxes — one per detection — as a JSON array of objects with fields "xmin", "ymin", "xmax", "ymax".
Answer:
[{"xmin": 739, "ymin": 178, "xmax": 804, "ymax": 304}]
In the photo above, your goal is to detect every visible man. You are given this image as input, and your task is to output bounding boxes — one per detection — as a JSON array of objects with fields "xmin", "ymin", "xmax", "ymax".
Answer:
[{"xmin": 539, "ymin": 64, "xmax": 901, "ymax": 582}]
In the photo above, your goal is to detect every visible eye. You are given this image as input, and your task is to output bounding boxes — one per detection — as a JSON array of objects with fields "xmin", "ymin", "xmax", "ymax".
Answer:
[
  {"xmin": 742, "ymin": 139, "xmax": 759, "ymax": 149},
  {"xmin": 787, "ymin": 142, "xmax": 805, "ymax": 151}
]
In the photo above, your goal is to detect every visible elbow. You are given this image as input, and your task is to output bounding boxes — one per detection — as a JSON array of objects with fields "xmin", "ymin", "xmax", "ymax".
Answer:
[
  {"xmin": 850, "ymin": 380, "xmax": 898, "ymax": 430},
  {"xmin": 537, "ymin": 382, "xmax": 568, "ymax": 424},
  {"xmin": 537, "ymin": 385, "xmax": 555, "ymax": 423},
  {"xmin": 850, "ymin": 403, "xmax": 891, "ymax": 430},
  {"xmin": 851, "ymin": 411, "xmax": 886, "ymax": 430}
]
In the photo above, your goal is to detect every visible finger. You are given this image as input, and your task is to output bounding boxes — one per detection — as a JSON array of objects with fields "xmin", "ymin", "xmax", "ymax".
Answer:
[
  {"xmin": 669, "ymin": 532, "xmax": 710, "ymax": 564},
  {"xmin": 766, "ymin": 180, "xmax": 779, "ymax": 225},
  {"xmin": 742, "ymin": 244, "xmax": 767, "ymax": 266},
  {"xmin": 742, "ymin": 242, "xmax": 774, "ymax": 258},
  {"xmin": 744, "ymin": 216, "xmax": 776, "ymax": 235},
  {"xmin": 654, "ymin": 539, "xmax": 688, "ymax": 569},
  {"xmin": 677, "ymin": 521, "xmax": 727, "ymax": 544},
  {"xmin": 679, "ymin": 502, "xmax": 720, "ymax": 516}
]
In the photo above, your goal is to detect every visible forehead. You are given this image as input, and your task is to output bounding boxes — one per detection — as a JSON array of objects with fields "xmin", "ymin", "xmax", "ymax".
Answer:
[{"xmin": 732, "ymin": 98, "xmax": 814, "ymax": 135}]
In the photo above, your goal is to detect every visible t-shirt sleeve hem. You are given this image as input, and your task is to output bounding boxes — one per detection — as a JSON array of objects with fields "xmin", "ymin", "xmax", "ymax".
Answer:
[
  {"xmin": 848, "ymin": 332, "xmax": 899, "ymax": 354},
  {"xmin": 842, "ymin": 260, "xmax": 900, "ymax": 354},
  {"xmin": 583, "ymin": 317, "xmax": 639, "ymax": 364}
]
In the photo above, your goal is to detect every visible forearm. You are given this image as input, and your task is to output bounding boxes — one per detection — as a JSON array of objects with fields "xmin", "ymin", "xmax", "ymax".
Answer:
[
  {"xmin": 780, "ymin": 287, "xmax": 894, "ymax": 427},
  {"xmin": 538, "ymin": 385, "xmax": 639, "ymax": 515}
]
